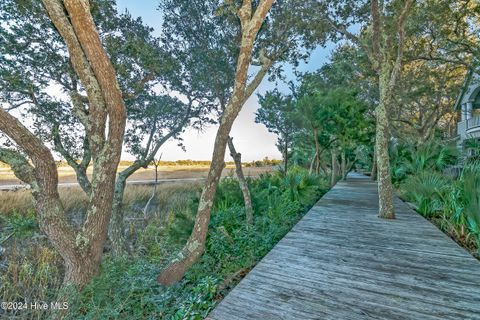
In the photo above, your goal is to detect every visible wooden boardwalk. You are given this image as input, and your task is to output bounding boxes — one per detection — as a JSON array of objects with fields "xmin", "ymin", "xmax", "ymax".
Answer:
[{"xmin": 208, "ymin": 173, "xmax": 480, "ymax": 320}]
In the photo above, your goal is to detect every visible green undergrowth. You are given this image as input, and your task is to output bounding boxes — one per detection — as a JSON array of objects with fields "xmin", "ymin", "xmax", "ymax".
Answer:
[
  {"xmin": 67, "ymin": 168, "xmax": 327, "ymax": 319},
  {"xmin": 1, "ymin": 167, "xmax": 328, "ymax": 319},
  {"xmin": 391, "ymin": 141, "xmax": 480, "ymax": 257}
]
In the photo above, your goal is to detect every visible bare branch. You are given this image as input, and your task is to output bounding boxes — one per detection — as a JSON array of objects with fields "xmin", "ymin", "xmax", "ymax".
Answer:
[{"xmin": 324, "ymin": 15, "xmax": 376, "ymax": 65}]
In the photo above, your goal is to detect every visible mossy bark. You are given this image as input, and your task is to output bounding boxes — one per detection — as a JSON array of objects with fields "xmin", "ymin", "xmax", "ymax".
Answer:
[
  {"xmin": 0, "ymin": 0, "xmax": 128, "ymax": 290},
  {"xmin": 110, "ymin": 174, "xmax": 129, "ymax": 255},
  {"xmin": 369, "ymin": 0, "xmax": 414, "ymax": 219},
  {"xmin": 375, "ymin": 66, "xmax": 395, "ymax": 219}
]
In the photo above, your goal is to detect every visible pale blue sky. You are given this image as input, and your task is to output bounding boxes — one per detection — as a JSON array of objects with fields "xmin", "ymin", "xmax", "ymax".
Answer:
[{"xmin": 116, "ymin": 0, "xmax": 337, "ymax": 161}]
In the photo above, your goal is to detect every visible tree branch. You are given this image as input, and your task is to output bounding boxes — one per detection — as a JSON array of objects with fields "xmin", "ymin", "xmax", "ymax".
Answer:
[
  {"xmin": 243, "ymin": 50, "xmax": 273, "ymax": 102},
  {"xmin": 250, "ymin": 0, "xmax": 275, "ymax": 34},
  {"xmin": 324, "ymin": 14, "xmax": 375, "ymax": 65},
  {"xmin": 371, "ymin": 0, "xmax": 381, "ymax": 65},
  {"xmin": 0, "ymin": 107, "xmax": 58, "ymax": 194},
  {"xmin": 0, "ymin": 148, "xmax": 38, "ymax": 190},
  {"xmin": 123, "ymin": 73, "xmax": 156, "ymax": 100},
  {"xmin": 43, "ymin": 0, "xmax": 107, "ymax": 156},
  {"xmin": 51, "ymin": 124, "xmax": 92, "ymax": 195},
  {"xmin": 388, "ymin": 0, "xmax": 416, "ymax": 91}
]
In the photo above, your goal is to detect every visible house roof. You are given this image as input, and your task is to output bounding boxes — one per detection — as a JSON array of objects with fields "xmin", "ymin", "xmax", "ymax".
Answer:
[{"xmin": 454, "ymin": 69, "xmax": 474, "ymax": 110}]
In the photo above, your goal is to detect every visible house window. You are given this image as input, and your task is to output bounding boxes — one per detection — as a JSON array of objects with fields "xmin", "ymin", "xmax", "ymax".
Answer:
[{"xmin": 474, "ymin": 91, "xmax": 480, "ymax": 110}]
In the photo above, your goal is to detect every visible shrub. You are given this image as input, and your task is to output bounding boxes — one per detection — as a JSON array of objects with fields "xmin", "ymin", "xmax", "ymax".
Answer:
[
  {"xmin": 390, "ymin": 141, "xmax": 457, "ymax": 185},
  {"xmin": 401, "ymin": 171, "xmax": 449, "ymax": 218},
  {"xmin": 396, "ymin": 142, "xmax": 479, "ymax": 256},
  {"xmin": 2, "ymin": 167, "xmax": 327, "ymax": 319}
]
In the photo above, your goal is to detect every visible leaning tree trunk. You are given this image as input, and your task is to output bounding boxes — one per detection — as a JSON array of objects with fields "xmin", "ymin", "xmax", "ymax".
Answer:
[
  {"xmin": 320, "ymin": 162, "xmax": 329, "ymax": 176},
  {"xmin": 156, "ymin": 117, "xmax": 235, "ymax": 285},
  {"xmin": 110, "ymin": 118, "xmax": 189, "ymax": 255},
  {"xmin": 109, "ymin": 161, "xmax": 145, "ymax": 255},
  {"xmin": 143, "ymin": 160, "xmax": 161, "ymax": 220},
  {"xmin": 228, "ymin": 137, "xmax": 254, "ymax": 226},
  {"xmin": 157, "ymin": 0, "xmax": 274, "ymax": 285},
  {"xmin": 375, "ymin": 67, "xmax": 395, "ymax": 219}
]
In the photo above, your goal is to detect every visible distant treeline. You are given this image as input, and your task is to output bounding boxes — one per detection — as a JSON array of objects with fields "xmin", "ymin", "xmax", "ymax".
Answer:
[
  {"xmin": 0, "ymin": 158, "xmax": 282, "ymax": 168},
  {"xmin": 117, "ymin": 158, "xmax": 282, "ymax": 167},
  {"xmin": 244, "ymin": 157, "xmax": 282, "ymax": 167}
]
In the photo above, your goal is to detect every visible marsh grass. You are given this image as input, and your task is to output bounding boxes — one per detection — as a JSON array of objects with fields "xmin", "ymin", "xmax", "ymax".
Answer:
[
  {"xmin": 0, "ymin": 182, "xmax": 201, "ymax": 217},
  {"xmin": 0, "ymin": 170, "xmax": 327, "ymax": 319},
  {"xmin": 0, "ymin": 182, "xmax": 201, "ymax": 319}
]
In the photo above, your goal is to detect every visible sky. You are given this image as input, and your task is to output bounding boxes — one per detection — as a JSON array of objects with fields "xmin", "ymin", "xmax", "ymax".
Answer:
[{"xmin": 116, "ymin": 0, "xmax": 338, "ymax": 161}]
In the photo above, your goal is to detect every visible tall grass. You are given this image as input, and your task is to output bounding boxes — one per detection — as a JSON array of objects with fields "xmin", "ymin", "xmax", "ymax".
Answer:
[
  {"xmin": 0, "ymin": 168, "xmax": 328, "ymax": 319},
  {"xmin": 0, "ymin": 182, "xmax": 201, "ymax": 319},
  {"xmin": 0, "ymin": 183, "xmax": 201, "ymax": 217}
]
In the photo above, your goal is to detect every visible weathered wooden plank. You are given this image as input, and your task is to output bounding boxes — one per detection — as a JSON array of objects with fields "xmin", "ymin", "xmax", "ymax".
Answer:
[
  {"xmin": 241, "ymin": 271, "xmax": 472, "ymax": 320},
  {"xmin": 255, "ymin": 257, "xmax": 480, "ymax": 308},
  {"xmin": 207, "ymin": 173, "xmax": 480, "ymax": 320}
]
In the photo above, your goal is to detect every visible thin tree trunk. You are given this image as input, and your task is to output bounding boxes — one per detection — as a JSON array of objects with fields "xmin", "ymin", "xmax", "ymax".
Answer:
[
  {"xmin": 330, "ymin": 148, "xmax": 338, "ymax": 187},
  {"xmin": 228, "ymin": 137, "xmax": 253, "ymax": 226},
  {"xmin": 143, "ymin": 160, "xmax": 161, "ymax": 220},
  {"xmin": 370, "ymin": 0, "xmax": 414, "ymax": 219},
  {"xmin": 371, "ymin": 145, "xmax": 378, "ymax": 181},
  {"xmin": 346, "ymin": 159, "xmax": 355, "ymax": 178},
  {"xmin": 283, "ymin": 136, "xmax": 289, "ymax": 174},
  {"xmin": 110, "ymin": 176, "xmax": 128, "ymax": 255},
  {"xmin": 314, "ymin": 128, "xmax": 321, "ymax": 175},
  {"xmin": 320, "ymin": 162, "xmax": 329, "ymax": 176},
  {"xmin": 157, "ymin": 0, "xmax": 274, "ymax": 286},
  {"xmin": 109, "ymin": 114, "xmax": 189, "ymax": 255},
  {"xmin": 109, "ymin": 160, "xmax": 147, "ymax": 255},
  {"xmin": 323, "ymin": 0, "xmax": 414, "ymax": 219},
  {"xmin": 341, "ymin": 150, "xmax": 347, "ymax": 180},
  {"xmin": 309, "ymin": 149, "xmax": 317, "ymax": 175}
]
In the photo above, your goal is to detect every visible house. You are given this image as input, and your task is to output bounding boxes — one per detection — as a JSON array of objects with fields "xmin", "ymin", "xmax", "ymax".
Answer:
[{"xmin": 455, "ymin": 70, "xmax": 480, "ymax": 151}]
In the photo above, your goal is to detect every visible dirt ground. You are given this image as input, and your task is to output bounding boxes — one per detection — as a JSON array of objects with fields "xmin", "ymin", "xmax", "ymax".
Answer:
[{"xmin": 0, "ymin": 165, "xmax": 276, "ymax": 186}]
